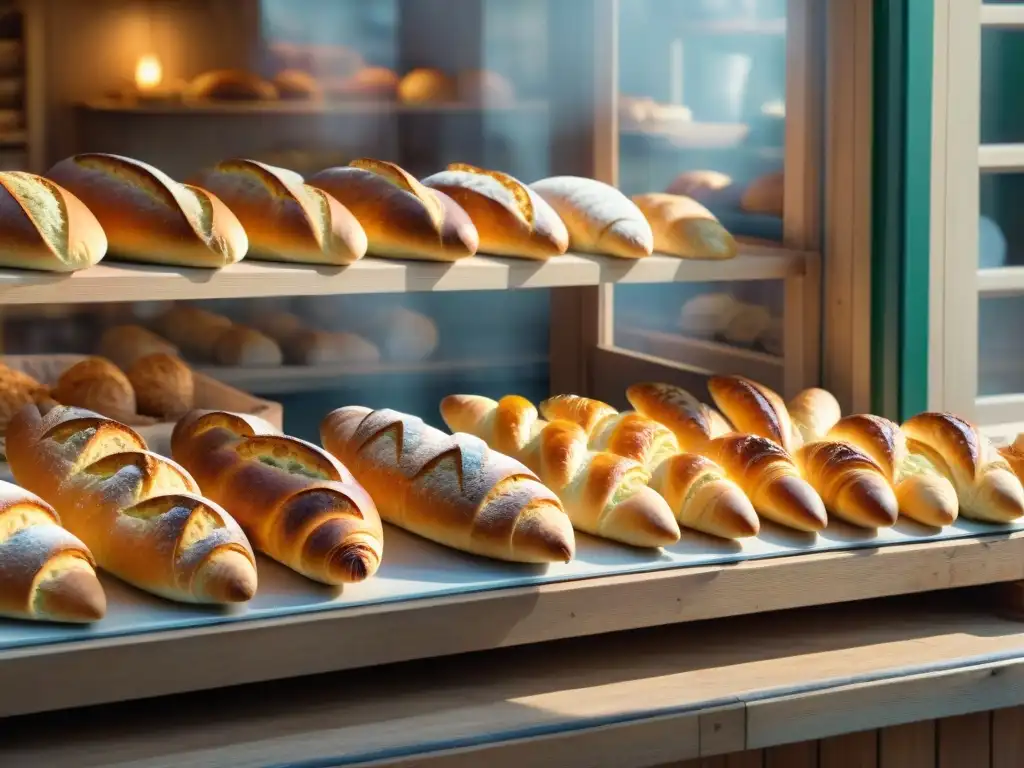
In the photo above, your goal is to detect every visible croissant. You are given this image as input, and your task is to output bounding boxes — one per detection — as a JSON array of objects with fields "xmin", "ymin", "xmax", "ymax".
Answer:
[
  {"xmin": 625, "ymin": 382, "xmax": 720, "ymax": 452},
  {"xmin": 7, "ymin": 405, "xmax": 258, "ymax": 604},
  {"xmin": 440, "ymin": 394, "xmax": 680, "ymax": 548},
  {"xmin": 828, "ymin": 414, "xmax": 958, "ymax": 527},
  {"xmin": 788, "ymin": 388, "xmax": 842, "ymax": 445},
  {"xmin": 172, "ymin": 410, "xmax": 384, "ymax": 584},
  {"xmin": 902, "ymin": 412, "xmax": 1024, "ymax": 523},
  {"xmin": 794, "ymin": 440, "xmax": 898, "ymax": 528},
  {"xmin": 708, "ymin": 375, "xmax": 798, "ymax": 452},
  {"xmin": 321, "ymin": 406, "xmax": 574, "ymax": 563}
]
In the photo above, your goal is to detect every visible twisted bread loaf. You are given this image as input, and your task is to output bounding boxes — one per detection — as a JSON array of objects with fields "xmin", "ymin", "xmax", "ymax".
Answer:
[
  {"xmin": 794, "ymin": 440, "xmax": 898, "ymax": 528},
  {"xmin": 539, "ymin": 394, "xmax": 758, "ymax": 539},
  {"xmin": 902, "ymin": 412, "xmax": 1024, "ymax": 523},
  {"xmin": 440, "ymin": 394, "xmax": 679, "ymax": 548},
  {"xmin": 0, "ymin": 481, "xmax": 106, "ymax": 623},
  {"xmin": 625, "ymin": 382, "xmax": 729, "ymax": 453},
  {"xmin": 172, "ymin": 410, "xmax": 383, "ymax": 584},
  {"xmin": 7, "ymin": 404, "xmax": 258, "ymax": 603},
  {"xmin": 321, "ymin": 406, "xmax": 574, "ymax": 563},
  {"xmin": 788, "ymin": 388, "xmax": 842, "ymax": 445},
  {"xmin": 828, "ymin": 414, "xmax": 958, "ymax": 527},
  {"xmin": 707, "ymin": 375, "xmax": 798, "ymax": 452}
]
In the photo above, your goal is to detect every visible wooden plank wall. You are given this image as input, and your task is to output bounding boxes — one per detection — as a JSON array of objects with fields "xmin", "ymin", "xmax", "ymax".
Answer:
[{"xmin": 664, "ymin": 706, "xmax": 1024, "ymax": 768}]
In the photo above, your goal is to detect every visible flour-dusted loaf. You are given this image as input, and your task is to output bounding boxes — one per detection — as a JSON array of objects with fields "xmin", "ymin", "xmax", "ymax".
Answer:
[
  {"xmin": 530, "ymin": 176, "xmax": 653, "ymax": 259},
  {"xmin": 321, "ymin": 405, "xmax": 575, "ymax": 563},
  {"xmin": 47, "ymin": 153, "xmax": 248, "ymax": 268},
  {"xmin": 173, "ymin": 410, "xmax": 383, "ymax": 584},
  {"xmin": 7, "ymin": 404, "xmax": 258, "ymax": 603},
  {"xmin": 422, "ymin": 164, "xmax": 568, "ymax": 259},
  {"xmin": 0, "ymin": 480, "xmax": 106, "ymax": 623},
  {"xmin": 309, "ymin": 159, "xmax": 478, "ymax": 261},
  {"xmin": 191, "ymin": 159, "xmax": 367, "ymax": 265},
  {"xmin": 0, "ymin": 171, "xmax": 107, "ymax": 272},
  {"xmin": 632, "ymin": 193, "xmax": 737, "ymax": 260}
]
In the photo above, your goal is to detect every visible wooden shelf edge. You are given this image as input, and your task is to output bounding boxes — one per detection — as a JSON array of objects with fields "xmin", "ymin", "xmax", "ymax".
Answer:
[
  {"xmin": 981, "ymin": 4, "xmax": 1024, "ymax": 28},
  {"xmin": 979, "ymin": 143, "xmax": 1024, "ymax": 172}
]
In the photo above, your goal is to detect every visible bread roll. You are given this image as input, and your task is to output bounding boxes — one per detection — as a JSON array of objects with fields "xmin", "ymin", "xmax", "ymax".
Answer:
[
  {"xmin": 7, "ymin": 405, "xmax": 258, "ymax": 604},
  {"xmin": 272, "ymin": 69, "xmax": 322, "ymax": 100},
  {"xmin": 380, "ymin": 306, "xmax": 439, "ymax": 361},
  {"xmin": 0, "ymin": 171, "xmax": 107, "ymax": 272},
  {"xmin": 47, "ymin": 154, "xmax": 248, "ymax": 268},
  {"xmin": 248, "ymin": 310, "xmax": 305, "ymax": 343},
  {"xmin": 184, "ymin": 69, "xmax": 278, "ymax": 101},
  {"xmin": 288, "ymin": 330, "xmax": 381, "ymax": 366},
  {"xmin": 329, "ymin": 67, "xmax": 399, "ymax": 100},
  {"xmin": 398, "ymin": 68, "xmax": 456, "ymax": 104},
  {"xmin": 632, "ymin": 193, "xmax": 737, "ymax": 260},
  {"xmin": 128, "ymin": 353, "xmax": 194, "ymax": 418},
  {"xmin": 309, "ymin": 159, "xmax": 478, "ymax": 261},
  {"xmin": 153, "ymin": 305, "xmax": 233, "ymax": 360},
  {"xmin": 322, "ymin": 405, "xmax": 575, "ymax": 563},
  {"xmin": 679, "ymin": 293, "xmax": 741, "ymax": 338},
  {"xmin": 722, "ymin": 303, "xmax": 773, "ymax": 346},
  {"xmin": 741, "ymin": 171, "xmax": 784, "ymax": 216},
  {"xmin": 173, "ymin": 410, "xmax": 383, "ymax": 584},
  {"xmin": 98, "ymin": 324, "xmax": 179, "ymax": 370},
  {"xmin": 53, "ymin": 357, "xmax": 136, "ymax": 420},
  {"xmin": 626, "ymin": 382, "xmax": 720, "ymax": 453},
  {"xmin": 795, "ymin": 440, "xmax": 898, "ymax": 528},
  {"xmin": 707, "ymin": 375, "xmax": 797, "ymax": 453},
  {"xmin": 0, "ymin": 480, "xmax": 106, "ymax": 623},
  {"xmin": 665, "ymin": 170, "xmax": 735, "ymax": 203},
  {"xmin": 191, "ymin": 159, "xmax": 367, "ymax": 265},
  {"xmin": 789, "ymin": 388, "xmax": 842, "ymax": 445},
  {"xmin": 530, "ymin": 176, "xmax": 653, "ymax": 259},
  {"xmin": 902, "ymin": 412, "xmax": 1024, "ymax": 523},
  {"xmin": 422, "ymin": 164, "xmax": 568, "ymax": 259},
  {"xmin": 213, "ymin": 327, "xmax": 283, "ymax": 367},
  {"xmin": 0, "ymin": 363, "xmax": 48, "ymax": 433},
  {"xmin": 440, "ymin": 394, "xmax": 680, "ymax": 548}
]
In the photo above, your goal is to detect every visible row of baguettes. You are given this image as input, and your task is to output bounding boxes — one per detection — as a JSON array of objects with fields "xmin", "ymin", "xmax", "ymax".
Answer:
[{"xmin": 0, "ymin": 153, "xmax": 738, "ymax": 273}]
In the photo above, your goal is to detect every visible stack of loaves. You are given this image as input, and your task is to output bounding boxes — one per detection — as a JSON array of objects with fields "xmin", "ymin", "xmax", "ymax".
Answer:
[{"xmin": 0, "ymin": 152, "xmax": 740, "ymax": 273}]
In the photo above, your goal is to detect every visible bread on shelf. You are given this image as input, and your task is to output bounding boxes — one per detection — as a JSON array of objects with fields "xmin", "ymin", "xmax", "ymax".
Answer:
[
  {"xmin": 0, "ymin": 480, "xmax": 106, "ymax": 623},
  {"xmin": 328, "ymin": 66, "xmax": 399, "ymax": 100},
  {"xmin": 321, "ymin": 405, "xmax": 575, "ymax": 563},
  {"xmin": 52, "ymin": 356, "xmax": 136, "ymax": 422},
  {"xmin": 172, "ymin": 410, "xmax": 383, "ymax": 584},
  {"xmin": 530, "ymin": 176, "xmax": 653, "ymax": 259},
  {"xmin": 440, "ymin": 394, "xmax": 680, "ymax": 548},
  {"xmin": 665, "ymin": 170, "xmax": 735, "ymax": 204},
  {"xmin": 272, "ymin": 69, "xmax": 322, "ymax": 101},
  {"xmin": 788, "ymin": 388, "xmax": 842, "ymax": 445},
  {"xmin": 397, "ymin": 68, "xmax": 456, "ymax": 104},
  {"xmin": 191, "ymin": 159, "xmax": 367, "ymax": 265},
  {"xmin": 0, "ymin": 171, "xmax": 107, "ymax": 272},
  {"xmin": 289, "ymin": 330, "xmax": 381, "ymax": 366},
  {"xmin": 7, "ymin": 404, "xmax": 258, "ymax": 604},
  {"xmin": 707, "ymin": 375, "xmax": 798, "ymax": 453},
  {"xmin": 631, "ymin": 193, "xmax": 737, "ymax": 260},
  {"xmin": 626, "ymin": 382, "xmax": 727, "ymax": 453},
  {"xmin": 97, "ymin": 324, "xmax": 179, "ymax": 371},
  {"xmin": 46, "ymin": 153, "xmax": 248, "ymax": 269},
  {"xmin": 741, "ymin": 171, "xmax": 784, "ymax": 217},
  {"xmin": 309, "ymin": 159, "xmax": 478, "ymax": 261},
  {"xmin": 0, "ymin": 363, "xmax": 48, "ymax": 434},
  {"xmin": 213, "ymin": 326, "xmax": 284, "ymax": 368},
  {"xmin": 183, "ymin": 69, "xmax": 278, "ymax": 101},
  {"xmin": 794, "ymin": 440, "xmax": 899, "ymax": 528},
  {"xmin": 127, "ymin": 352, "xmax": 194, "ymax": 418},
  {"xmin": 422, "ymin": 163, "xmax": 568, "ymax": 260},
  {"xmin": 153, "ymin": 305, "xmax": 234, "ymax": 361}
]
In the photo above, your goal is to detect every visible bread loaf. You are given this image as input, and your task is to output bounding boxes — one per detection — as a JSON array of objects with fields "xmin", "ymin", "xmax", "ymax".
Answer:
[
  {"xmin": 184, "ymin": 69, "xmax": 278, "ymax": 101},
  {"xmin": 248, "ymin": 310, "xmax": 304, "ymax": 343},
  {"xmin": 741, "ymin": 171, "xmax": 784, "ymax": 217},
  {"xmin": 330, "ymin": 67, "xmax": 399, "ymax": 100},
  {"xmin": 0, "ymin": 171, "xmax": 107, "ymax": 272},
  {"xmin": 173, "ymin": 410, "xmax": 383, "ymax": 583},
  {"xmin": 707, "ymin": 375, "xmax": 798, "ymax": 453},
  {"xmin": 398, "ymin": 68, "xmax": 455, "ymax": 104},
  {"xmin": 7, "ymin": 405, "xmax": 258, "ymax": 603},
  {"xmin": 273, "ymin": 69, "xmax": 322, "ymax": 100},
  {"xmin": 98, "ymin": 324, "xmax": 179, "ymax": 370},
  {"xmin": 191, "ymin": 159, "xmax": 367, "ymax": 265},
  {"xmin": 631, "ymin": 193, "xmax": 737, "ymax": 260},
  {"xmin": 794, "ymin": 440, "xmax": 898, "ymax": 528},
  {"xmin": 0, "ymin": 480, "xmax": 106, "ymax": 623},
  {"xmin": 53, "ymin": 357, "xmax": 136, "ymax": 421},
  {"xmin": 288, "ymin": 330, "xmax": 381, "ymax": 366},
  {"xmin": 789, "ymin": 388, "xmax": 842, "ymax": 445},
  {"xmin": 47, "ymin": 153, "xmax": 248, "ymax": 268},
  {"xmin": 828, "ymin": 414, "xmax": 958, "ymax": 527},
  {"xmin": 902, "ymin": 412, "xmax": 1024, "ymax": 523},
  {"xmin": 440, "ymin": 394, "xmax": 680, "ymax": 548},
  {"xmin": 625, "ymin": 382, "xmax": 720, "ymax": 452},
  {"xmin": 127, "ymin": 353, "xmax": 194, "ymax": 418},
  {"xmin": 321, "ymin": 405, "xmax": 575, "ymax": 563},
  {"xmin": 665, "ymin": 170, "xmax": 735, "ymax": 204},
  {"xmin": 0, "ymin": 363, "xmax": 48, "ymax": 434},
  {"xmin": 530, "ymin": 176, "xmax": 653, "ymax": 259},
  {"xmin": 422, "ymin": 164, "xmax": 568, "ymax": 259},
  {"xmin": 309, "ymin": 159, "xmax": 478, "ymax": 261},
  {"xmin": 213, "ymin": 326, "xmax": 283, "ymax": 367},
  {"xmin": 153, "ymin": 305, "xmax": 233, "ymax": 360}
]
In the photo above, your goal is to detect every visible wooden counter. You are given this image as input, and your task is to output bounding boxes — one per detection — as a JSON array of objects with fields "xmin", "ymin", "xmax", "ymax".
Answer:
[{"xmin": 4, "ymin": 592, "xmax": 1024, "ymax": 767}]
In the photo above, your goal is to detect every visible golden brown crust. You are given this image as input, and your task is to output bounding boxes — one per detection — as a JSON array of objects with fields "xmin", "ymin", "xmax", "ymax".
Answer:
[
  {"xmin": 53, "ymin": 357, "xmax": 136, "ymax": 421},
  {"xmin": 127, "ymin": 353, "xmax": 194, "ymax": 418},
  {"xmin": 0, "ymin": 364, "xmax": 48, "ymax": 434},
  {"xmin": 631, "ymin": 193, "xmax": 737, "ymax": 260},
  {"xmin": 397, "ymin": 68, "xmax": 455, "ymax": 104},
  {"xmin": 788, "ymin": 388, "xmax": 842, "ymax": 445},
  {"xmin": 153, "ymin": 305, "xmax": 233, "ymax": 360},
  {"xmin": 184, "ymin": 69, "xmax": 278, "ymax": 101},
  {"xmin": 272, "ymin": 69, "xmax": 322, "ymax": 100},
  {"xmin": 625, "ymin": 382, "xmax": 715, "ymax": 453},
  {"xmin": 98, "ymin": 324, "xmax": 179, "ymax": 371},
  {"xmin": 795, "ymin": 440, "xmax": 898, "ymax": 528},
  {"xmin": 213, "ymin": 326, "xmax": 283, "ymax": 367},
  {"xmin": 708, "ymin": 375, "xmax": 796, "ymax": 453},
  {"xmin": 649, "ymin": 453, "xmax": 759, "ymax": 539},
  {"xmin": 741, "ymin": 171, "xmax": 784, "ymax": 216}
]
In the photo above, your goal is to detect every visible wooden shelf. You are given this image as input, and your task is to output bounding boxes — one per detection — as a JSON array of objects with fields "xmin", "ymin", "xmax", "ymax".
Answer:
[
  {"xmin": 7, "ymin": 595, "xmax": 1024, "ymax": 767},
  {"xmin": 0, "ymin": 248, "xmax": 808, "ymax": 306},
  {"xmin": 81, "ymin": 98, "xmax": 548, "ymax": 116}
]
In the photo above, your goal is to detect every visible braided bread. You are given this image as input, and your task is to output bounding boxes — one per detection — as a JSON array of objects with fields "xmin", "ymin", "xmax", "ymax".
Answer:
[
  {"xmin": 0, "ymin": 481, "xmax": 106, "ymax": 623},
  {"xmin": 7, "ymin": 404, "xmax": 257, "ymax": 604},
  {"xmin": 440, "ymin": 394, "xmax": 680, "ymax": 547},
  {"xmin": 172, "ymin": 410, "xmax": 383, "ymax": 584},
  {"xmin": 320, "ymin": 406, "xmax": 575, "ymax": 563}
]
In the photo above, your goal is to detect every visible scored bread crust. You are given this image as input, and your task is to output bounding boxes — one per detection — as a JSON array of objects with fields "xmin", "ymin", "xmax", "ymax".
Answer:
[
  {"xmin": 47, "ymin": 153, "xmax": 248, "ymax": 268},
  {"xmin": 422, "ymin": 165, "xmax": 568, "ymax": 260},
  {"xmin": 708, "ymin": 375, "xmax": 798, "ymax": 453},
  {"xmin": 321, "ymin": 405, "xmax": 575, "ymax": 563},
  {"xmin": 625, "ymin": 382, "xmax": 720, "ymax": 453},
  {"xmin": 309, "ymin": 159, "xmax": 479, "ymax": 262},
  {"xmin": 530, "ymin": 176, "xmax": 653, "ymax": 259},
  {"xmin": 7, "ymin": 404, "xmax": 258, "ymax": 604},
  {"xmin": 172, "ymin": 410, "xmax": 383, "ymax": 584},
  {"xmin": 192, "ymin": 159, "xmax": 367, "ymax": 265},
  {"xmin": 0, "ymin": 172, "xmax": 107, "ymax": 272},
  {"xmin": 631, "ymin": 193, "xmax": 737, "ymax": 260}
]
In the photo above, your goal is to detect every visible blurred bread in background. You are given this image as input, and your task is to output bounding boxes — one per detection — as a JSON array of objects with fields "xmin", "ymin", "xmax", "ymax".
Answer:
[
  {"xmin": 398, "ymin": 68, "xmax": 455, "ymax": 104},
  {"xmin": 741, "ymin": 171, "xmax": 784, "ymax": 217}
]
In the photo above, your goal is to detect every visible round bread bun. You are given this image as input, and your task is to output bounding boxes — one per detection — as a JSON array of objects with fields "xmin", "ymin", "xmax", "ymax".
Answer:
[
  {"xmin": 273, "ymin": 69, "xmax": 322, "ymax": 100},
  {"xmin": 741, "ymin": 171, "xmax": 784, "ymax": 217},
  {"xmin": 184, "ymin": 69, "xmax": 278, "ymax": 101},
  {"xmin": 398, "ymin": 68, "xmax": 456, "ymax": 104},
  {"xmin": 128, "ymin": 352, "xmax": 194, "ymax": 418},
  {"xmin": 53, "ymin": 357, "xmax": 136, "ymax": 418},
  {"xmin": 213, "ymin": 327, "xmax": 284, "ymax": 368}
]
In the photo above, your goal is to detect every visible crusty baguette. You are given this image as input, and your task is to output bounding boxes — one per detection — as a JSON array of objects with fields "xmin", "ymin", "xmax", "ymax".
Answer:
[
  {"xmin": 0, "ymin": 480, "xmax": 106, "ymax": 623},
  {"xmin": 530, "ymin": 176, "xmax": 653, "ymax": 259},
  {"xmin": 191, "ymin": 159, "xmax": 367, "ymax": 265},
  {"xmin": 173, "ymin": 410, "xmax": 383, "ymax": 584},
  {"xmin": 788, "ymin": 388, "xmax": 842, "ymax": 445},
  {"xmin": 794, "ymin": 440, "xmax": 898, "ymax": 528},
  {"xmin": 625, "ymin": 382, "xmax": 722, "ymax": 453},
  {"xmin": 707, "ymin": 375, "xmax": 798, "ymax": 453},
  {"xmin": 309, "ymin": 159, "xmax": 478, "ymax": 261},
  {"xmin": 440, "ymin": 394, "xmax": 680, "ymax": 548},
  {"xmin": 902, "ymin": 412, "xmax": 1024, "ymax": 523},
  {"xmin": 127, "ymin": 352, "xmax": 194, "ymax": 418},
  {"xmin": 47, "ymin": 153, "xmax": 248, "ymax": 268},
  {"xmin": 321, "ymin": 405, "xmax": 575, "ymax": 563},
  {"xmin": 631, "ymin": 193, "xmax": 737, "ymax": 260},
  {"xmin": 828, "ymin": 414, "xmax": 958, "ymax": 527},
  {"xmin": 7, "ymin": 404, "xmax": 258, "ymax": 603},
  {"xmin": 422, "ymin": 164, "xmax": 568, "ymax": 259},
  {"xmin": 0, "ymin": 171, "xmax": 107, "ymax": 272},
  {"xmin": 540, "ymin": 394, "xmax": 758, "ymax": 539},
  {"xmin": 98, "ymin": 324, "xmax": 179, "ymax": 370}
]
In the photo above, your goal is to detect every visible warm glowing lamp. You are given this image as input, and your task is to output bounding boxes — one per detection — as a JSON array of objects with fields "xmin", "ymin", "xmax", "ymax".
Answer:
[{"xmin": 135, "ymin": 54, "xmax": 163, "ymax": 91}]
